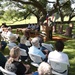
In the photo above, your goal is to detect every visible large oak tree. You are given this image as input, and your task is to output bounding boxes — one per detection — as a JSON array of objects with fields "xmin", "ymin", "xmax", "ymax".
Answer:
[{"xmin": 0, "ymin": 0, "xmax": 75, "ymax": 23}]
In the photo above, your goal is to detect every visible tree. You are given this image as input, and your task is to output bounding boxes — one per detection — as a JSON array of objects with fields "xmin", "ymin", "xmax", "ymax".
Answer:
[{"xmin": 0, "ymin": 0, "xmax": 75, "ymax": 23}]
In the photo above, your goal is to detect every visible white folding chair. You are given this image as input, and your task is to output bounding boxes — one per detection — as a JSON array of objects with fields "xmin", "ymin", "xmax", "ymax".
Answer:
[
  {"xmin": 42, "ymin": 43, "xmax": 53, "ymax": 51},
  {"xmin": 48, "ymin": 60, "xmax": 69, "ymax": 75},
  {"xmin": 29, "ymin": 53, "xmax": 43, "ymax": 67},
  {"xmin": 0, "ymin": 66, "xmax": 16, "ymax": 75},
  {"xmin": 20, "ymin": 48, "xmax": 27, "ymax": 56}
]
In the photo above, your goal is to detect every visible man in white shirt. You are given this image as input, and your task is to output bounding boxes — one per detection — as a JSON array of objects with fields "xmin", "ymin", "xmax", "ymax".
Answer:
[{"xmin": 48, "ymin": 40, "xmax": 70, "ymax": 66}]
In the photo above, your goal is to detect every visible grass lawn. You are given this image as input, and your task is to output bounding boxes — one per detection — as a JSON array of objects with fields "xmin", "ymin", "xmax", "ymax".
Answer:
[{"xmin": 0, "ymin": 16, "xmax": 37, "ymax": 25}]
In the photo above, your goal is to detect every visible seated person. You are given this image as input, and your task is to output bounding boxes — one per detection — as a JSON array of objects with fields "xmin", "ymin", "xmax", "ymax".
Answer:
[
  {"xmin": 48, "ymin": 40, "xmax": 70, "ymax": 67},
  {"xmin": 5, "ymin": 46, "xmax": 31, "ymax": 75},
  {"xmin": 37, "ymin": 36, "xmax": 50, "ymax": 57},
  {"xmin": 35, "ymin": 24, "xmax": 40, "ymax": 31},
  {"xmin": 0, "ymin": 31, "xmax": 7, "ymax": 51},
  {"xmin": 32, "ymin": 62, "xmax": 52, "ymax": 75},
  {"xmin": 0, "ymin": 42, "xmax": 7, "ymax": 75},
  {"xmin": 6, "ymin": 26, "xmax": 20, "ymax": 42},
  {"xmin": 7, "ymin": 34, "xmax": 18, "ymax": 50},
  {"xmin": 31, "ymin": 24, "xmax": 36, "ymax": 30},
  {"xmin": 18, "ymin": 35, "xmax": 29, "ymax": 61},
  {"xmin": 23, "ymin": 30, "xmax": 31, "ymax": 47},
  {"xmin": 29, "ymin": 37, "xmax": 46, "ymax": 61},
  {"xmin": 27, "ymin": 24, "xmax": 31, "ymax": 29}
]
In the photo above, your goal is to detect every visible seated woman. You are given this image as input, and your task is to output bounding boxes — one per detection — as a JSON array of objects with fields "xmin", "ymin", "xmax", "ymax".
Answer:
[
  {"xmin": 5, "ymin": 46, "xmax": 31, "ymax": 75},
  {"xmin": 23, "ymin": 30, "xmax": 31, "ymax": 48},
  {"xmin": 7, "ymin": 34, "xmax": 18, "ymax": 50},
  {"xmin": 18, "ymin": 35, "xmax": 29, "ymax": 61},
  {"xmin": 32, "ymin": 62, "xmax": 52, "ymax": 75}
]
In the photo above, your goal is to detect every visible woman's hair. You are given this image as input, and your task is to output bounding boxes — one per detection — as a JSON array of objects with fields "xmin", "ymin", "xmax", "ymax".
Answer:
[
  {"xmin": 55, "ymin": 40, "xmax": 64, "ymax": 52},
  {"xmin": 7, "ymin": 46, "xmax": 20, "ymax": 64},
  {"xmin": 38, "ymin": 62, "xmax": 52, "ymax": 75}
]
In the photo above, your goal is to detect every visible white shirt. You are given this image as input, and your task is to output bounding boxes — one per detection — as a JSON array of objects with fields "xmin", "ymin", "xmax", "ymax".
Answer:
[
  {"xmin": 48, "ymin": 50, "xmax": 70, "ymax": 66},
  {"xmin": 29, "ymin": 46, "xmax": 46, "ymax": 60},
  {"xmin": 7, "ymin": 31, "xmax": 12, "ymax": 37}
]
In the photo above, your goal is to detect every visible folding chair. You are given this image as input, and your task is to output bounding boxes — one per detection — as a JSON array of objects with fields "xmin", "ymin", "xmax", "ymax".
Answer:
[
  {"xmin": 19, "ymin": 48, "xmax": 28, "ymax": 61},
  {"xmin": 20, "ymin": 48, "xmax": 27, "ymax": 56},
  {"xmin": 0, "ymin": 66, "xmax": 16, "ymax": 75},
  {"xmin": 29, "ymin": 53, "xmax": 43, "ymax": 67},
  {"xmin": 42, "ymin": 43, "xmax": 53, "ymax": 51},
  {"xmin": 48, "ymin": 60, "xmax": 69, "ymax": 75}
]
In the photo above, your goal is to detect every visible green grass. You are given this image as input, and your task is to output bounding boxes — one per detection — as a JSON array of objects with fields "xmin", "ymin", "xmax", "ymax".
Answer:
[{"xmin": 0, "ymin": 16, "xmax": 37, "ymax": 25}]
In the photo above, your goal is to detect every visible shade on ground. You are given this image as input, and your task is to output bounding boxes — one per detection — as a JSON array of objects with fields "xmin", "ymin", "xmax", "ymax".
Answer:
[{"xmin": 52, "ymin": 36, "xmax": 70, "ymax": 41}]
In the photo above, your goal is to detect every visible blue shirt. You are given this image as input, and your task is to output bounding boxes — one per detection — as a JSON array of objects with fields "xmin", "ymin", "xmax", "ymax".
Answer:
[
  {"xmin": 32, "ymin": 72, "xmax": 38, "ymax": 75},
  {"xmin": 29, "ymin": 46, "xmax": 46, "ymax": 60}
]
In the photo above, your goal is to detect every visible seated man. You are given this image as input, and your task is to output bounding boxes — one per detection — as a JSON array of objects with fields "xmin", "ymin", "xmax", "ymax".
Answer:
[
  {"xmin": 48, "ymin": 40, "xmax": 70, "ymax": 74},
  {"xmin": 37, "ymin": 36, "xmax": 51, "ymax": 57},
  {"xmin": 29, "ymin": 37, "xmax": 46, "ymax": 61}
]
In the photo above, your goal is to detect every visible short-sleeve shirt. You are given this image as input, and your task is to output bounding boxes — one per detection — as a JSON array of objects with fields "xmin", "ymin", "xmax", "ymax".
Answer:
[{"xmin": 5, "ymin": 61, "xmax": 26, "ymax": 75}]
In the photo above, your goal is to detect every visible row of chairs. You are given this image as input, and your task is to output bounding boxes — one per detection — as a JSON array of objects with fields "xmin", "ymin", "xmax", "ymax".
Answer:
[{"xmin": 29, "ymin": 54, "xmax": 68, "ymax": 75}]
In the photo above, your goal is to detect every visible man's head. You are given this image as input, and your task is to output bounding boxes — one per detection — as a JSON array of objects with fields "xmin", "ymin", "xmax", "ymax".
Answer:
[
  {"xmin": 31, "ymin": 37, "xmax": 40, "ymax": 48},
  {"xmin": 55, "ymin": 40, "xmax": 64, "ymax": 52}
]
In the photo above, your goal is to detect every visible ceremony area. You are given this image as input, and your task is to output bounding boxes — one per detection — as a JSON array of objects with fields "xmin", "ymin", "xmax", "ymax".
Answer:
[{"xmin": 0, "ymin": 0, "xmax": 75, "ymax": 75}]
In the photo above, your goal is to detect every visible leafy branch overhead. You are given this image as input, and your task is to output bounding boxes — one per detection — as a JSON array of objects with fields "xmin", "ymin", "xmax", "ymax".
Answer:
[{"xmin": 0, "ymin": 0, "xmax": 75, "ymax": 23}]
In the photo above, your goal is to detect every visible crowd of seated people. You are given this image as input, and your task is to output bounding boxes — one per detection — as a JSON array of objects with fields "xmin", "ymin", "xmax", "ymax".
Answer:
[
  {"xmin": 0, "ymin": 23, "xmax": 20, "ymax": 42},
  {"xmin": 0, "ymin": 23, "xmax": 70, "ymax": 75},
  {"xmin": 27, "ymin": 23, "xmax": 40, "ymax": 31}
]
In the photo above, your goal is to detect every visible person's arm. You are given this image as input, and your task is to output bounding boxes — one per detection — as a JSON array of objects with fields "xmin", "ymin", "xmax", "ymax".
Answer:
[{"xmin": 38, "ymin": 50, "xmax": 46, "ymax": 60}]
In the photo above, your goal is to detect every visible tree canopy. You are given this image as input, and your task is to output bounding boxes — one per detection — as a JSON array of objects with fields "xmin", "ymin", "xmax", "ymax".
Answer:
[{"xmin": 0, "ymin": 0, "xmax": 75, "ymax": 23}]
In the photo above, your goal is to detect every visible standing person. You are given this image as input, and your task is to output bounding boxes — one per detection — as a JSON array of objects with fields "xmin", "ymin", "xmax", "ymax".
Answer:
[
  {"xmin": 48, "ymin": 40, "xmax": 70, "ymax": 67},
  {"xmin": 48, "ymin": 18, "xmax": 53, "ymax": 40},
  {"xmin": 5, "ymin": 46, "xmax": 31, "ymax": 75}
]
